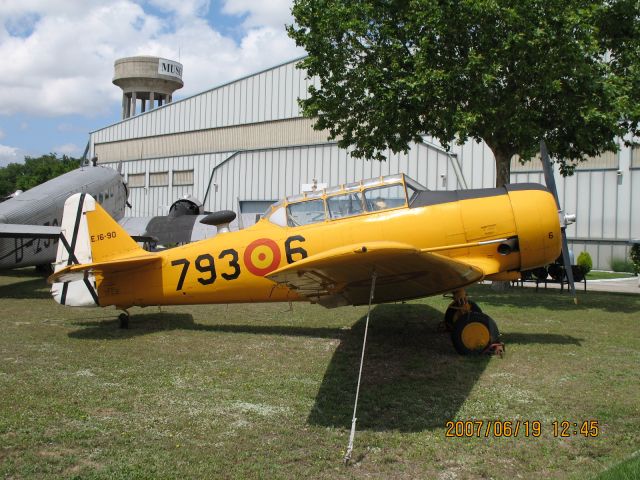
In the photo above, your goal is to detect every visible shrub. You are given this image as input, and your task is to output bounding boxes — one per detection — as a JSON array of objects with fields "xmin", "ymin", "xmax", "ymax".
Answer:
[
  {"xmin": 610, "ymin": 257, "xmax": 635, "ymax": 273},
  {"xmin": 577, "ymin": 251, "xmax": 592, "ymax": 275},
  {"xmin": 630, "ymin": 243, "xmax": 640, "ymax": 275}
]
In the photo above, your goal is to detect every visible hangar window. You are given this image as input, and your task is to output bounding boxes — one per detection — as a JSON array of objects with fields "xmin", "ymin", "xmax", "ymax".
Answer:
[
  {"xmin": 173, "ymin": 169, "xmax": 194, "ymax": 186},
  {"xmin": 287, "ymin": 199, "xmax": 326, "ymax": 226},
  {"xmin": 127, "ymin": 173, "xmax": 145, "ymax": 188},
  {"xmin": 150, "ymin": 172, "xmax": 169, "ymax": 187}
]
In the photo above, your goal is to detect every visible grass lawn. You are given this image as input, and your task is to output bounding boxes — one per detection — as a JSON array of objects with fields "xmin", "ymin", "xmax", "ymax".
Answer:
[
  {"xmin": 0, "ymin": 270, "xmax": 638, "ymax": 479},
  {"xmin": 593, "ymin": 455, "xmax": 640, "ymax": 480},
  {"xmin": 587, "ymin": 271, "xmax": 636, "ymax": 280}
]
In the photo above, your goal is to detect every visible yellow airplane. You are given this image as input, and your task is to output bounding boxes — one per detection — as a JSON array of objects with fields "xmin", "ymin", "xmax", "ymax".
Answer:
[{"xmin": 49, "ymin": 172, "xmax": 562, "ymax": 355}]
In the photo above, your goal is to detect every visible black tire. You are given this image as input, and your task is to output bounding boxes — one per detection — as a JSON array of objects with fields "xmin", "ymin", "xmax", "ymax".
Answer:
[
  {"xmin": 548, "ymin": 264, "xmax": 564, "ymax": 281},
  {"xmin": 451, "ymin": 312, "xmax": 499, "ymax": 355},
  {"xmin": 118, "ymin": 313, "xmax": 129, "ymax": 329},
  {"xmin": 520, "ymin": 270, "xmax": 533, "ymax": 281},
  {"xmin": 444, "ymin": 300, "xmax": 482, "ymax": 331},
  {"xmin": 532, "ymin": 267, "xmax": 548, "ymax": 281}
]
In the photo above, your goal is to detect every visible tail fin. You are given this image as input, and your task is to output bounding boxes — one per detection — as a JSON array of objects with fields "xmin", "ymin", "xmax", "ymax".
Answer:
[
  {"xmin": 51, "ymin": 193, "xmax": 146, "ymax": 306},
  {"xmin": 54, "ymin": 192, "xmax": 143, "ymax": 267}
]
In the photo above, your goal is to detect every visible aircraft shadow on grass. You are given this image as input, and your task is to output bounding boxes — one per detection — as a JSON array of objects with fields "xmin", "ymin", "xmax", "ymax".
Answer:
[
  {"xmin": 306, "ymin": 303, "xmax": 582, "ymax": 432},
  {"xmin": 67, "ymin": 312, "xmax": 346, "ymax": 340},
  {"xmin": 0, "ymin": 276, "xmax": 50, "ymax": 299},
  {"xmin": 68, "ymin": 303, "xmax": 582, "ymax": 433}
]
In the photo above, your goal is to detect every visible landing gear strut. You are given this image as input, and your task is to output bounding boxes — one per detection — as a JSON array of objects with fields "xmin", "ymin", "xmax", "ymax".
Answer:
[
  {"xmin": 118, "ymin": 310, "xmax": 130, "ymax": 329},
  {"xmin": 445, "ymin": 289, "xmax": 501, "ymax": 355},
  {"xmin": 443, "ymin": 289, "xmax": 482, "ymax": 331}
]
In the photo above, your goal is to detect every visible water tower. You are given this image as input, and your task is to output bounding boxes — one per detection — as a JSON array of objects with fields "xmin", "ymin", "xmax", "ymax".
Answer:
[{"xmin": 113, "ymin": 56, "xmax": 184, "ymax": 119}]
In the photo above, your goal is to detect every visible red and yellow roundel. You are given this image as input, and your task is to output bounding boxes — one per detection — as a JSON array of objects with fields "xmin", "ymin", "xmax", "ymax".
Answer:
[{"xmin": 243, "ymin": 238, "xmax": 282, "ymax": 276}]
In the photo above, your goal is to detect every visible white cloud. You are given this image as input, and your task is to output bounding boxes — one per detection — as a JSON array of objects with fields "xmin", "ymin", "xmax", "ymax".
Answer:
[
  {"xmin": 222, "ymin": 0, "xmax": 293, "ymax": 29},
  {"xmin": 0, "ymin": 1, "xmax": 303, "ymax": 117},
  {"xmin": 0, "ymin": 144, "xmax": 21, "ymax": 166},
  {"xmin": 52, "ymin": 143, "xmax": 81, "ymax": 156},
  {"xmin": 147, "ymin": 0, "xmax": 211, "ymax": 19}
]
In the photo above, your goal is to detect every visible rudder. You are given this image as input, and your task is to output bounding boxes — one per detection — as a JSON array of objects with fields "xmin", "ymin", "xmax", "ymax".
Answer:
[{"xmin": 51, "ymin": 193, "xmax": 144, "ymax": 306}]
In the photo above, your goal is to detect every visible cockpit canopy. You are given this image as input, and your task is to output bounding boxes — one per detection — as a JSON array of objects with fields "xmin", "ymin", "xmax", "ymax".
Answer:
[{"xmin": 263, "ymin": 173, "xmax": 425, "ymax": 227}]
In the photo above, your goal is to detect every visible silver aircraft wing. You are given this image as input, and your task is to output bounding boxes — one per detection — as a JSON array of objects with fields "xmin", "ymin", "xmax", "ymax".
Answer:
[{"xmin": 0, "ymin": 224, "xmax": 61, "ymax": 239}]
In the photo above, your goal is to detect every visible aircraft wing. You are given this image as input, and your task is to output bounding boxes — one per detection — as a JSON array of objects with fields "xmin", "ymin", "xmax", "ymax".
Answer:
[
  {"xmin": 266, "ymin": 241, "xmax": 484, "ymax": 308},
  {"xmin": 0, "ymin": 224, "xmax": 61, "ymax": 239}
]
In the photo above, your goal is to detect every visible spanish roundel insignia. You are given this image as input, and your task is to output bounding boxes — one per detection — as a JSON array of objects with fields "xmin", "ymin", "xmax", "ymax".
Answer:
[{"xmin": 243, "ymin": 238, "xmax": 282, "ymax": 276}]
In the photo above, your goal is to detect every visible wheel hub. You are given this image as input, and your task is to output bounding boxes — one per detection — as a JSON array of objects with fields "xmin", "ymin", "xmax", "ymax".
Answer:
[{"xmin": 461, "ymin": 322, "xmax": 490, "ymax": 350}]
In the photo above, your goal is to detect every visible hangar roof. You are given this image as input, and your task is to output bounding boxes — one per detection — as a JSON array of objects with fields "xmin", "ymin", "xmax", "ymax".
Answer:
[{"xmin": 91, "ymin": 56, "xmax": 310, "ymax": 145}]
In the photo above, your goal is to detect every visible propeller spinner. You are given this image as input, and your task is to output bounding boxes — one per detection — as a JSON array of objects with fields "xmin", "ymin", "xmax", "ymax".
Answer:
[{"xmin": 540, "ymin": 140, "xmax": 578, "ymax": 304}]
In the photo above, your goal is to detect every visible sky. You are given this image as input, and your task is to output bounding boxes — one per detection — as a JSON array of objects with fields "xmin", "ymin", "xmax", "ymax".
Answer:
[{"xmin": 0, "ymin": 0, "xmax": 303, "ymax": 166}]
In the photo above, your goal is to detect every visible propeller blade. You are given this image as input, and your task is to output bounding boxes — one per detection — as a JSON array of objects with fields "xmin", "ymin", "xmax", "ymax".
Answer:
[
  {"xmin": 540, "ymin": 140, "xmax": 560, "ymax": 210},
  {"xmin": 540, "ymin": 140, "xmax": 577, "ymax": 303}
]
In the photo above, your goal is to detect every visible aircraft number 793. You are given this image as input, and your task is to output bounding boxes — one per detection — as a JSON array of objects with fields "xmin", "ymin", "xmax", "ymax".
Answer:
[{"xmin": 170, "ymin": 235, "xmax": 308, "ymax": 291}]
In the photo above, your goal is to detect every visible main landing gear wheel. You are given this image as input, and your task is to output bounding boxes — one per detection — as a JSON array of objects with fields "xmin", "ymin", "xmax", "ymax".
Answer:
[
  {"xmin": 118, "ymin": 312, "xmax": 129, "ymax": 329},
  {"xmin": 444, "ymin": 300, "xmax": 482, "ymax": 331},
  {"xmin": 451, "ymin": 312, "xmax": 500, "ymax": 355}
]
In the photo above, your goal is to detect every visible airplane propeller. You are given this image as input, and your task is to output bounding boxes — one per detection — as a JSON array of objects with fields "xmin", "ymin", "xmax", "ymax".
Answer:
[{"xmin": 540, "ymin": 140, "xmax": 578, "ymax": 304}]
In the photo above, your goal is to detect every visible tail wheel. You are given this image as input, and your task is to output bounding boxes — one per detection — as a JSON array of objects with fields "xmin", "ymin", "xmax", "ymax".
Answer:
[
  {"xmin": 444, "ymin": 300, "xmax": 482, "ymax": 331},
  {"xmin": 118, "ymin": 313, "xmax": 129, "ymax": 329},
  {"xmin": 451, "ymin": 312, "xmax": 499, "ymax": 355}
]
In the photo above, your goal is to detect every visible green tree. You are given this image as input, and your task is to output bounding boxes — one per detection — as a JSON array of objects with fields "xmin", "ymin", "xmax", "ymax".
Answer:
[
  {"xmin": 0, "ymin": 153, "xmax": 80, "ymax": 196},
  {"xmin": 288, "ymin": 0, "xmax": 640, "ymax": 186},
  {"xmin": 0, "ymin": 163, "xmax": 26, "ymax": 197}
]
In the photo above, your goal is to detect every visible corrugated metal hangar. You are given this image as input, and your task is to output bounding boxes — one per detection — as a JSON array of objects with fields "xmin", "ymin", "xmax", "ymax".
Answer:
[{"xmin": 89, "ymin": 57, "xmax": 639, "ymax": 270}]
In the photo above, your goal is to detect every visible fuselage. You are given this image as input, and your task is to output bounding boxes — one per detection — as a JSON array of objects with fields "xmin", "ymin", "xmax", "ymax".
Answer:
[
  {"xmin": 93, "ymin": 180, "xmax": 561, "ymax": 309},
  {"xmin": 0, "ymin": 166, "xmax": 126, "ymax": 268}
]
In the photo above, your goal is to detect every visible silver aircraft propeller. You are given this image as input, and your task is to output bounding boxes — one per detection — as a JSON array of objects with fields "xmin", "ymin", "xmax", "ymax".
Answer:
[{"xmin": 540, "ymin": 140, "xmax": 578, "ymax": 304}]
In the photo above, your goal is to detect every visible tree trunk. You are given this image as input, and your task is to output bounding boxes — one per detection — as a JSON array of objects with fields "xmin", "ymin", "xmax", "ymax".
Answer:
[{"xmin": 493, "ymin": 150, "xmax": 512, "ymax": 187}]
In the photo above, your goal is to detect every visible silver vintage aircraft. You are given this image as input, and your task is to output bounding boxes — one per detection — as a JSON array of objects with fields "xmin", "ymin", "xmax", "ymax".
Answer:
[
  {"xmin": 0, "ymin": 164, "xmax": 128, "ymax": 269},
  {"xmin": 0, "ymin": 163, "xmax": 234, "ymax": 270}
]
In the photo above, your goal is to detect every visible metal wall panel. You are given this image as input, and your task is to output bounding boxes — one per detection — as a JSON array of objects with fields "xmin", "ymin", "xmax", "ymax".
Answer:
[
  {"xmin": 114, "ymin": 142, "xmax": 461, "ymax": 213},
  {"xmin": 511, "ymin": 150, "xmax": 619, "ymax": 172},
  {"xmin": 102, "ymin": 137, "xmax": 637, "ymax": 269}
]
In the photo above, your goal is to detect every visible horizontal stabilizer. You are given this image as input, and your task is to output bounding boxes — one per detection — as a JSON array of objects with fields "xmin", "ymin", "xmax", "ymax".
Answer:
[
  {"xmin": 48, "ymin": 254, "xmax": 160, "ymax": 284},
  {"xmin": 0, "ymin": 224, "xmax": 61, "ymax": 239}
]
